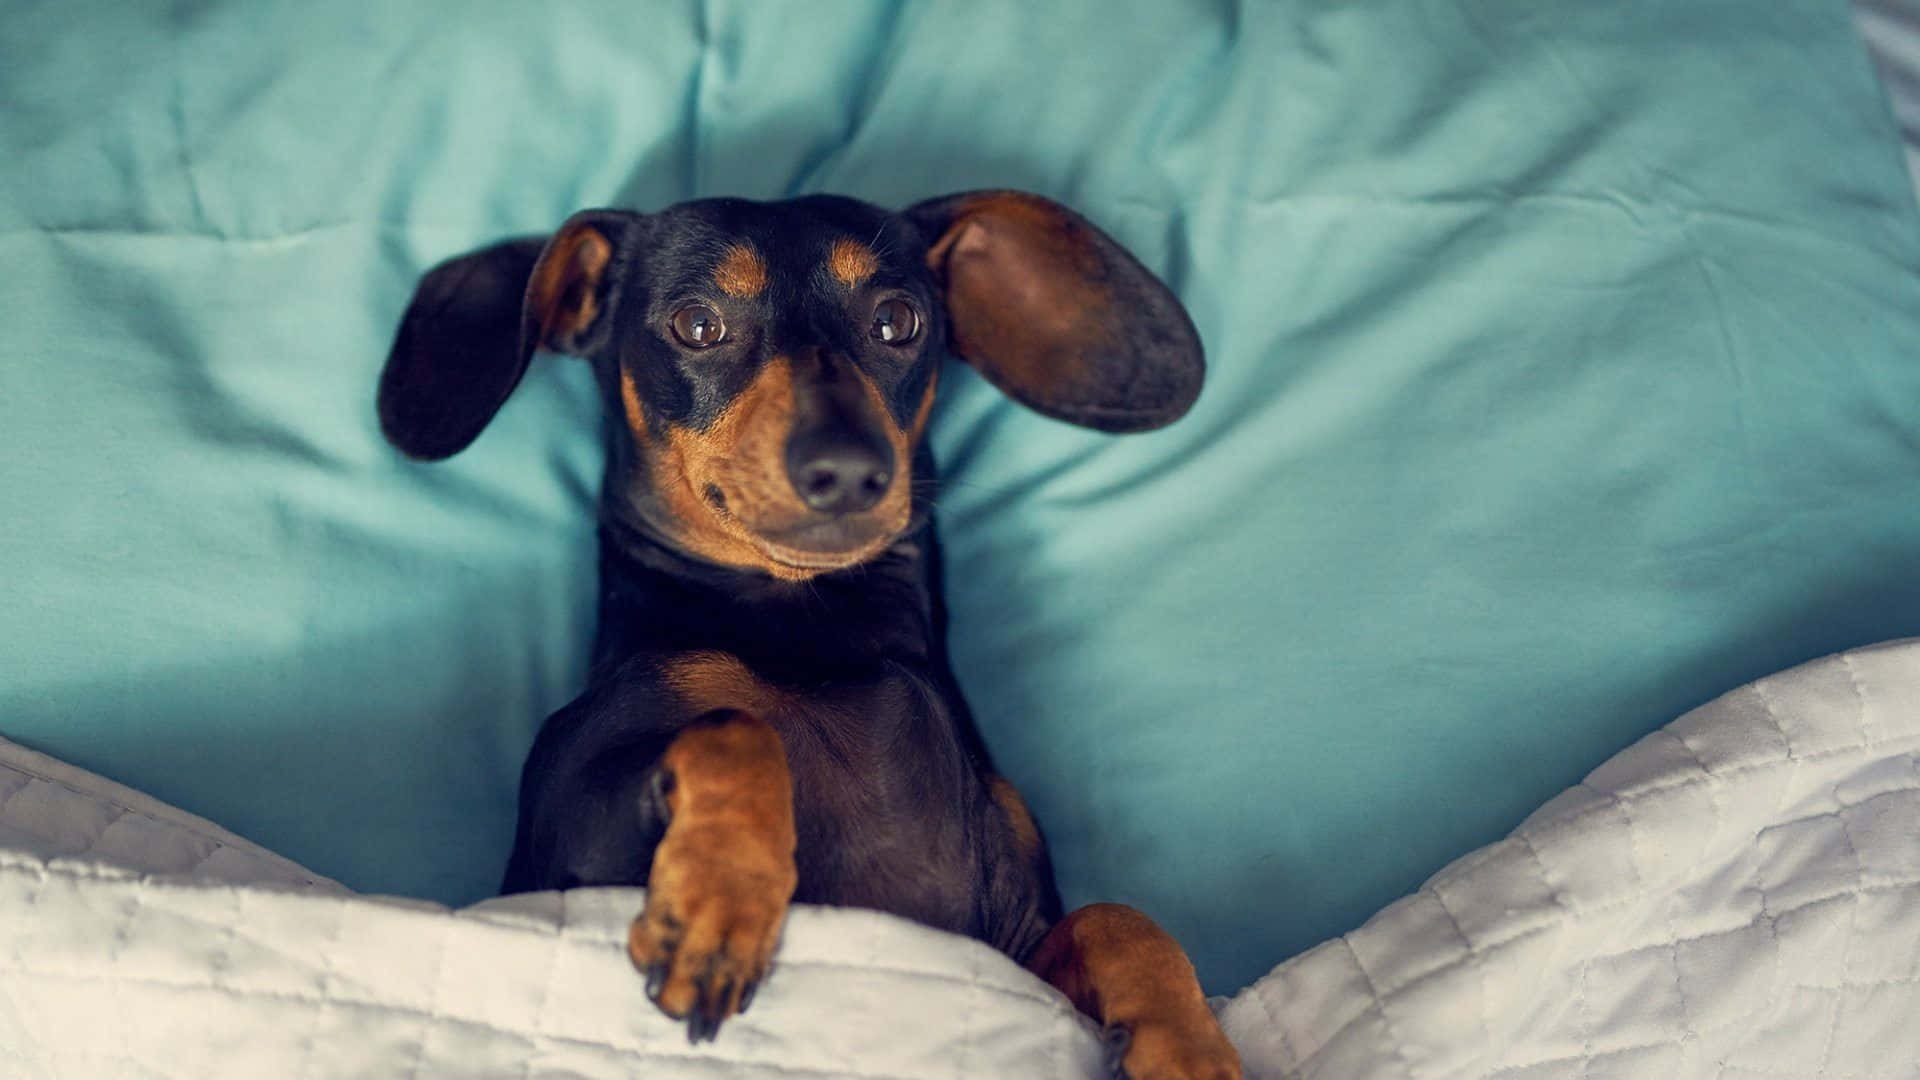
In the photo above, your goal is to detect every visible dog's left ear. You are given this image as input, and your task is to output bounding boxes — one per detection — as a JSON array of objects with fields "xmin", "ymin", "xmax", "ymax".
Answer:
[{"xmin": 905, "ymin": 190, "xmax": 1203, "ymax": 432}]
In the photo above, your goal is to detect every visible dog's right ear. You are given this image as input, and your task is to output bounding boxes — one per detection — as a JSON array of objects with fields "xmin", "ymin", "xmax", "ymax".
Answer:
[{"xmin": 378, "ymin": 209, "xmax": 638, "ymax": 460}]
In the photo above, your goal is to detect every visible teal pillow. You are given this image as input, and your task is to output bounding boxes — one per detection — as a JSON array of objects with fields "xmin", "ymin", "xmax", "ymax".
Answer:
[{"xmin": 5, "ymin": 0, "xmax": 1919, "ymax": 995}]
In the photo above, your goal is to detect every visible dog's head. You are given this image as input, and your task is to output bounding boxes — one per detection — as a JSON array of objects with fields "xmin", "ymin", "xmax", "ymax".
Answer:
[{"xmin": 378, "ymin": 191, "xmax": 1203, "ymax": 580}]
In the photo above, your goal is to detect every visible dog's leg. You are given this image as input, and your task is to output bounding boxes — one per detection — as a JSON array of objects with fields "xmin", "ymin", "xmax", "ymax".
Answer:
[
  {"xmin": 1029, "ymin": 903, "xmax": 1242, "ymax": 1080},
  {"xmin": 628, "ymin": 709, "xmax": 797, "ymax": 1042}
]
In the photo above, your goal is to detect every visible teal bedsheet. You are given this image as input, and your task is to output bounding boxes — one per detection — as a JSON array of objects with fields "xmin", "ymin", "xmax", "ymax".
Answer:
[{"xmin": 6, "ymin": 1, "xmax": 1920, "ymax": 995}]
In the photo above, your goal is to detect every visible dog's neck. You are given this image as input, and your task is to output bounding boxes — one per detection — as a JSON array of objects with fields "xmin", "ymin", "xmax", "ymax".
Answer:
[{"xmin": 590, "ymin": 493, "xmax": 947, "ymax": 683}]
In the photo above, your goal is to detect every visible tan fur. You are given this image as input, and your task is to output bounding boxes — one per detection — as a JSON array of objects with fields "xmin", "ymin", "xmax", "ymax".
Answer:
[
  {"xmin": 714, "ymin": 242, "xmax": 768, "ymax": 298},
  {"xmin": 623, "ymin": 358, "xmax": 920, "ymax": 581},
  {"xmin": 528, "ymin": 225, "xmax": 613, "ymax": 344},
  {"xmin": 663, "ymin": 650, "xmax": 783, "ymax": 717},
  {"xmin": 621, "ymin": 360, "xmax": 808, "ymax": 577},
  {"xmin": 620, "ymin": 365, "xmax": 649, "ymax": 437},
  {"xmin": 629, "ymin": 710, "xmax": 797, "ymax": 1027},
  {"xmin": 845, "ymin": 364, "xmax": 923, "ymax": 529},
  {"xmin": 987, "ymin": 776, "xmax": 1041, "ymax": 861},
  {"xmin": 908, "ymin": 368, "xmax": 939, "ymax": 444},
  {"xmin": 1029, "ymin": 904, "xmax": 1243, "ymax": 1079},
  {"xmin": 827, "ymin": 237, "xmax": 878, "ymax": 288}
]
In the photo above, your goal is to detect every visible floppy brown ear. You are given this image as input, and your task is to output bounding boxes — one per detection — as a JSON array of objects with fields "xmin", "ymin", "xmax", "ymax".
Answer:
[
  {"xmin": 905, "ymin": 191, "xmax": 1203, "ymax": 432},
  {"xmin": 377, "ymin": 209, "xmax": 636, "ymax": 460}
]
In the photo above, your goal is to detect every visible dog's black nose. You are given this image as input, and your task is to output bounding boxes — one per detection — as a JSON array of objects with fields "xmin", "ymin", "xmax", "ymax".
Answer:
[{"xmin": 786, "ymin": 432, "xmax": 892, "ymax": 515}]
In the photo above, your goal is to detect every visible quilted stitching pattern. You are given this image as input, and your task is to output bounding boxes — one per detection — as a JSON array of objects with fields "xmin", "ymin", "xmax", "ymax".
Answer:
[
  {"xmin": 0, "ymin": 737, "xmax": 338, "ymax": 891},
  {"xmin": 1220, "ymin": 639, "xmax": 1920, "ymax": 1078},
  {"xmin": 0, "ymin": 861, "xmax": 1105, "ymax": 1078}
]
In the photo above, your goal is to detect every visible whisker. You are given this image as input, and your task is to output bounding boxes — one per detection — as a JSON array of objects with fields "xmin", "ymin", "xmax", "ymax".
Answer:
[{"xmin": 929, "ymin": 476, "xmax": 1035, "ymax": 499}]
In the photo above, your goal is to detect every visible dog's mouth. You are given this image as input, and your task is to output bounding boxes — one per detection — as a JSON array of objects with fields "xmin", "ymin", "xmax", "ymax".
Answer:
[
  {"xmin": 703, "ymin": 484, "xmax": 903, "ymax": 573},
  {"xmin": 755, "ymin": 518, "xmax": 900, "ymax": 570}
]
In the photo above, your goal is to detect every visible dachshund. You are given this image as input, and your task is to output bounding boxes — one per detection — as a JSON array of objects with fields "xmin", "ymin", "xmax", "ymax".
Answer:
[{"xmin": 377, "ymin": 189, "xmax": 1239, "ymax": 1079}]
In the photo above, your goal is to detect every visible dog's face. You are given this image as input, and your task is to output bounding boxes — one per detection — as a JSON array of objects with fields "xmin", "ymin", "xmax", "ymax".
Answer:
[
  {"xmin": 597, "ymin": 197, "xmax": 943, "ymax": 578},
  {"xmin": 378, "ymin": 191, "xmax": 1203, "ymax": 580}
]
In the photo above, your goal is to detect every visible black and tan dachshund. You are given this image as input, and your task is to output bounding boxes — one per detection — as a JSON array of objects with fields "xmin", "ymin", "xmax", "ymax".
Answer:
[{"xmin": 377, "ymin": 190, "xmax": 1240, "ymax": 1079}]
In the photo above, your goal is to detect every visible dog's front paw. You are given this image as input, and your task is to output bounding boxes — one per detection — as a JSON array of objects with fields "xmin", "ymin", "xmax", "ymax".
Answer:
[
  {"xmin": 628, "ymin": 819, "xmax": 797, "ymax": 1043},
  {"xmin": 1106, "ymin": 1015, "xmax": 1242, "ymax": 1080}
]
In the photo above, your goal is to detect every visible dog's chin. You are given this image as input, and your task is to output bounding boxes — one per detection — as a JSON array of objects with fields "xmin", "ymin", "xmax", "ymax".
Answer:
[{"xmin": 746, "ymin": 517, "xmax": 901, "ymax": 575}]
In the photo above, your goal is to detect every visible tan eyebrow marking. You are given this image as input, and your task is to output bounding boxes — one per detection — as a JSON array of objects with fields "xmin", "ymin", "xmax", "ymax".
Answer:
[
  {"xmin": 714, "ymin": 243, "xmax": 768, "ymax": 298},
  {"xmin": 827, "ymin": 237, "xmax": 878, "ymax": 288}
]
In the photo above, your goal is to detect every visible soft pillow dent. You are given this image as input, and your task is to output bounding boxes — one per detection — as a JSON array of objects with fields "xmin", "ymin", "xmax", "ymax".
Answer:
[{"xmin": 4, "ymin": 0, "xmax": 1919, "ymax": 994}]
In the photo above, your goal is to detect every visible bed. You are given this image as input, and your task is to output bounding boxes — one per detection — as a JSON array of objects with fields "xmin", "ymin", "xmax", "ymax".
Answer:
[{"xmin": 4, "ymin": 1, "xmax": 1919, "ymax": 1075}]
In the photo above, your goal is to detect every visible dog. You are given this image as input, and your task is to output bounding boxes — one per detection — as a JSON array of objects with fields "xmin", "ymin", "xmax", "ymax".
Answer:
[{"xmin": 377, "ymin": 189, "xmax": 1240, "ymax": 1079}]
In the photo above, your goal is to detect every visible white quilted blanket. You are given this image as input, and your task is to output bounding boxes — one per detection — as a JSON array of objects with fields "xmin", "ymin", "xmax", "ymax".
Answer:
[{"xmin": 2, "ymin": 640, "xmax": 1917, "ymax": 1078}]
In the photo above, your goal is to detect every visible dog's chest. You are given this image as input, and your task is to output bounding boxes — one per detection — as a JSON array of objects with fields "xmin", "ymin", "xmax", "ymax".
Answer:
[{"xmin": 762, "ymin": 664, "xmax": 985, "ymax": 936}]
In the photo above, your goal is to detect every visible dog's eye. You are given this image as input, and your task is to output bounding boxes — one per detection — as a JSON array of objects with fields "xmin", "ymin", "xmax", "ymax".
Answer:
[
  {"xmin": 870, "ymin": 298, "xmax": 919, "ymax": 346},
  {"xmin": 670, "ymin": 304, "xmax": 727, "ymax": 348}
]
